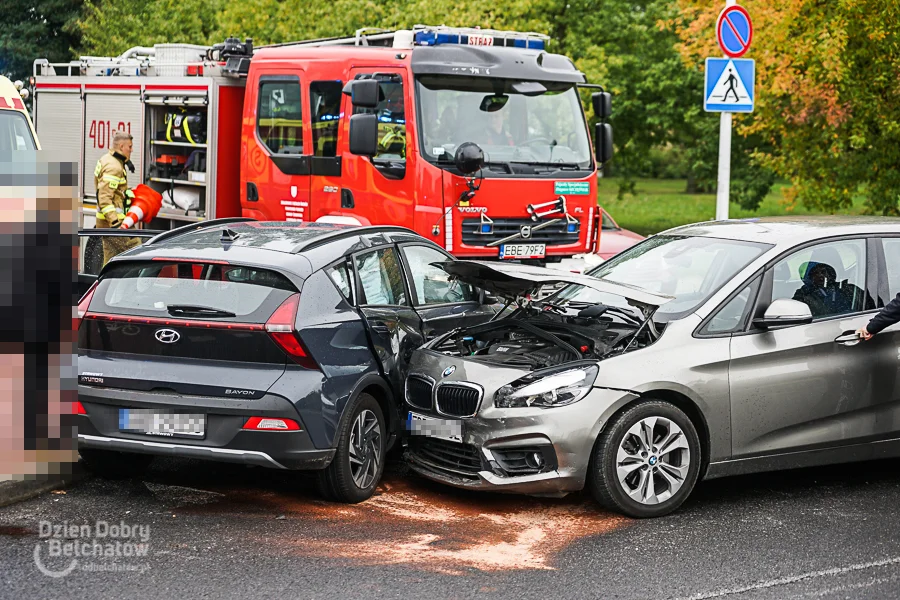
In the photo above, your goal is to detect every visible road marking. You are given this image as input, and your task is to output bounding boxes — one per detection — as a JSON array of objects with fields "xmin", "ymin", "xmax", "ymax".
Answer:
[{"xmin": 674, "ymin": 556, "xmax": 900, "ymax": 600}]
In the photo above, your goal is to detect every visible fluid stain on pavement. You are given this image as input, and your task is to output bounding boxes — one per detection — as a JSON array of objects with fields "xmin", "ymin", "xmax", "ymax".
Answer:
[{"xmin": 177, "ymin": 470, "xmax": 628, "ymax": 573}]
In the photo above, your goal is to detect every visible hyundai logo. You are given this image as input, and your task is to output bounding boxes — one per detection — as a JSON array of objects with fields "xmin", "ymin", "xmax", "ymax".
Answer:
[
  {"xmin": 520, "ymin": 225, "xmax": 532, "ymax": 239},
  {"xmin": 442, "ymin": 365, "xmax": 456, "ymax": 378},
  {"xmin": 155, "ymin": 328, "xmax": 181, "ymax": 344}
]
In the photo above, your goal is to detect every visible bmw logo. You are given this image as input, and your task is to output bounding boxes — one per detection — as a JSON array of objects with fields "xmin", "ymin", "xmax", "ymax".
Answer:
[
  {"xmin": 442, "ymin": 365, "xmax": 456, "ymax": 378},
  {"xmin": 648, "ymin": 456, "xmax": 658, "ymax": 466}
]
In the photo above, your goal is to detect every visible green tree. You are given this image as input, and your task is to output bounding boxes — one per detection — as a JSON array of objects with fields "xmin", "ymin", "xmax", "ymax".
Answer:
[
  {"xmin": 77, "ymin": 0, "xmax": 223, "ymax": 56},
  {"xmin": 0, "ymin": 0, "xmax": 83, "ymax": 81},
  {"xmin": 677, "ymin": 0, "xmax": 900, "ymax": 215}
]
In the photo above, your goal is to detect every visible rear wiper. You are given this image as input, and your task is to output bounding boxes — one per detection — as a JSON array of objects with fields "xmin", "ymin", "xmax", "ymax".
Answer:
[{"xmin": 166, "ymin": 305, "xmax": 236, "ymax": 318}]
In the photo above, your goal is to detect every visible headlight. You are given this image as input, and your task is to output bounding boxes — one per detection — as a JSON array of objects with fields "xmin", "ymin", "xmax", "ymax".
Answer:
[{"xmin": 495, "ymin": 364, "xmax": 599, "ymax": 408}]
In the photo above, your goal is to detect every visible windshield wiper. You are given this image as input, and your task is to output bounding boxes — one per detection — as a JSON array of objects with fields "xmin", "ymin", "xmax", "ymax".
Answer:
[
  {"xmin": 166, "ymin": 305, "xmax": 236, "ymax": 318},
  {"xmin": 483, "ymin": 160, "xmax": 514, "ymax": 174},
  {"xmin": 511, "ymin": 161, "xmax": 582, "ymax": 171}
]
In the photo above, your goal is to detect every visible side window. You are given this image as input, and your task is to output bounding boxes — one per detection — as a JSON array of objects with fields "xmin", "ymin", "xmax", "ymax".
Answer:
[
  {"xmin": 353, "ymin": 75, "xmax": 406, "ymax": 162},
  {"xmin": 310, "ymin": 81, "xmax": 343, "ymax": 157},
  {"xmin": 402, "ymin": 246, "xmax": 476, "ymax": 306},
  {"xmin": 257, "ymin": 78, "xmax": 303, "ymax": 155},
  {"xmin": 701, "ymin": 278, "xmax": 759, "ymax": 335},
  {"xmin": 327, "ymin": 262, "xmax": 354, "ymax": 303},
  {"xmin": 354, "ymin": 247, "xmax": 407, "ymax": 306},
  {"xmin": 881, "ymin": 238, "xmax": 900, "ymax": 300},
  {"xmin": 770, "ymin": 239, "xmax": 871, "ymax": 319}
]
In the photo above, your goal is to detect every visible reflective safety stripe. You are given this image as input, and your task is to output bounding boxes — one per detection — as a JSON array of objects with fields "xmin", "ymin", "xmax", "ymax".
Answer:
[
  {"xmin": 94, "ymin": 162, "xmax": 102, "ymax": 177},
  {"xmin": 125, "ymin": 189, "xmax": 135, "ymax": 198},
  {"xmin": 100, "ymin": 205, "xmax": 118, "ymax": 214},
  {"xmin": 184, "ymin": 119, "xmax": 196, "ymax": 145},
  {"xmin": 166, "ymin": 114, "xmax": 174, "ymax": 143}
]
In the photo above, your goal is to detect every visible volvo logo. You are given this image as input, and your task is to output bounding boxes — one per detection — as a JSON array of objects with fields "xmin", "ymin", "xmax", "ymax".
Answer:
[
  {"xmin": 154, "ymin": 328, "xmax": 181, "ymax": 344},
  {"xmin": 520, "ymin": 225, "xmax": 532, "ymax": 239},
  {"xmin": 442, "ymin": 365, "xmax": 456, "ymax": 378}
]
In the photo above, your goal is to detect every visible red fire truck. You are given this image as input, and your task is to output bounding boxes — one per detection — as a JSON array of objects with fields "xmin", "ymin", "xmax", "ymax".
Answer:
[{"xmin": 33, "ymin": 26, "xmax": 612, "ymax": 264}]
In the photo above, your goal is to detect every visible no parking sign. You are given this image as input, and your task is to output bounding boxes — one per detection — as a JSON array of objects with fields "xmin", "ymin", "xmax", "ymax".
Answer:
[{"xmin": 716, "ymin": 5, "xmax": 753, "ymax": 58}]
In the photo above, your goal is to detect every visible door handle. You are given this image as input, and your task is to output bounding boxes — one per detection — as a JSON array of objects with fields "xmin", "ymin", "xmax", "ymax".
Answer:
[
  {"xmin": 371, "ymin": 325, "xmax": 390, "ymax": 335},
  {"xmin": 246, "ymin": 182, "xmax": 259, "ymax": 202},
  {"xmin": 341, "ymin": 188, "xmax": 354, "ymax": 209},
  {"xmin": 834, "ymin": 331, "xmax": 861, "ymax": 346}
]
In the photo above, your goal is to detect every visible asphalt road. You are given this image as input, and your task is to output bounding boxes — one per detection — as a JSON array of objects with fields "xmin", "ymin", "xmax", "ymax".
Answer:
[{"xmin": 1, "ymin": 455, "xmax": 899, "ymax": 600}]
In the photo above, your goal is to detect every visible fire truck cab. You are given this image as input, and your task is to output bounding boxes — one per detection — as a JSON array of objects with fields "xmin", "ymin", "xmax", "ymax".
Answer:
[{"xmin": 235, "ymin": 27, "xmax": 612, "ymax": 262}]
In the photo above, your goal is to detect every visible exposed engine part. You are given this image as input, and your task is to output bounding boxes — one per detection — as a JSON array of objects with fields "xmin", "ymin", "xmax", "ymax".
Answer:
[{"xmin": 444, "ymin": 304, "xmax": 662, "ymax": 369}]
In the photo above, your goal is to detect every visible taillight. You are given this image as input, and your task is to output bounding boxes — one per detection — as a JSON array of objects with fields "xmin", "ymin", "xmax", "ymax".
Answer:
[
  {"xmin": 74, "ymin": 281, "xmax": 99, "ymax": 331},
  {"xmin": 72, "ymin": 401, "xmax": 87, "ymax": 415},
  {"xmin": 265, "ymin": 293, "xmax": 317, "ymax": 369},
  {"xmin": 242, "ymin": 417, "xmax": 301, "ymax": 431}
]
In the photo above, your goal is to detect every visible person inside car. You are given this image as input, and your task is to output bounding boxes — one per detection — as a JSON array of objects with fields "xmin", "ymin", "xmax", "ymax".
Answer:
[{"xmin": 792, "ymin": 261, "xmax": 854, "ymax": 317}]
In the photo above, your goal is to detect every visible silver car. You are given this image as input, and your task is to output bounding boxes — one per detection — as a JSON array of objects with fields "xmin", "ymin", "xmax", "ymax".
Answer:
[{"xmin": 404, "ymin": 217, "xmax": 900, "ymax": 517}]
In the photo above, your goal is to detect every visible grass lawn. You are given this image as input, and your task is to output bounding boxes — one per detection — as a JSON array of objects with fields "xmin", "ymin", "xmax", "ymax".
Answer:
[{"xmin": 598, "ymin": 178, "xmax": 868, "ymax": 236}]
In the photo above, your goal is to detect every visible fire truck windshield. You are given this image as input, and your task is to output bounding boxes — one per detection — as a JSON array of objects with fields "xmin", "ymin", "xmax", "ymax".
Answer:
[
  {"xmin": 416, "ymin": 76, "xmax": 592, "ymax": 173},
  {"xmin": 0, "ymin": 111, "xmax": 37, "ymax": 154}
]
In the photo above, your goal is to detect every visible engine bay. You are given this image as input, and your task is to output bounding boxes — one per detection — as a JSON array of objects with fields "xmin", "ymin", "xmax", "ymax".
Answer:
[{"xmin": 440, "ymin": 302, "xmax": 663, "ymax": 369}]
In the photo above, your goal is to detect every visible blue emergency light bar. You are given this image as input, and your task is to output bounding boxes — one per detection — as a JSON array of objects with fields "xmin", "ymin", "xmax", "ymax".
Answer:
[{"xmin": 412, "ymin": 26, "xmax": 548, "ymax": 51}]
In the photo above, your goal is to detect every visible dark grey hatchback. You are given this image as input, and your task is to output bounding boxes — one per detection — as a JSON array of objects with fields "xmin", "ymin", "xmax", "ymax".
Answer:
[{"xmin": 76, "ymin": 220, "xmax": 494, "ymax": 502}]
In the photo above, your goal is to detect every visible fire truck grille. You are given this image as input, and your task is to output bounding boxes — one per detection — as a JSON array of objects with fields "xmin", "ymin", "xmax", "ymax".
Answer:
[{"xmin": 461, "ymin": 218, "xmax": 580, "ymax": 247}]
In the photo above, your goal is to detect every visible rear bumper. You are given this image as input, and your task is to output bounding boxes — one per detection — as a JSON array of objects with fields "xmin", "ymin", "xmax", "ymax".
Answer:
[
  {"xmin": 78, "ymin": 434, "xmax": 335, "ymax": 470},
  {"xmin": 77, "ymin": 384, "xmax": 335, "ymax": 470}
]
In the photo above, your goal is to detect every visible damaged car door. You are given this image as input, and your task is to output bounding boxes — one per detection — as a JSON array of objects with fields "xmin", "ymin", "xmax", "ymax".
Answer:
[{"xmin": 353, "ymin": 245, "xmax": 424, "ymax": 394}]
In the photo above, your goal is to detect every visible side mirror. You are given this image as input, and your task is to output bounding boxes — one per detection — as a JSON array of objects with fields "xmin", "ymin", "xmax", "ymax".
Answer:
[
  {"xmin": 591, "ymin": 92, "xmax": 611, "ymax": 120},
  {"xmin": 752, "ymin": 298, "xmax": 813, "ymax": 329},
  {"xmin": 594, "ymin": 123, "xmax": 613, "ymax": 164},
  {"xmin": 349, "ymin": 114, "xmax": 378, "ymax": 156},
  {"xmin": 348, "ymin": 79, "xmax": 380, "ymax": 109}
]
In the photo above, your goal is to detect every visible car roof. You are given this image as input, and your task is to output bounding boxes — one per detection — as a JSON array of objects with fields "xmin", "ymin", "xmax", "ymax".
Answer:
[
  {"xmin": 107, "ymin": 221, "xmax": 441, "ymax": 278},
  {"xmin": 659, "ymin": 216, "xmax": 900, "ymax": 247}
]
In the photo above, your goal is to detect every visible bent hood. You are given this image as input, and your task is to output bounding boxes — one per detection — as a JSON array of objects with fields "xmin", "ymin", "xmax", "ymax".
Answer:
[{"xmin": 439, "ymin": 260, "xmax": 673, "ymax": 309}]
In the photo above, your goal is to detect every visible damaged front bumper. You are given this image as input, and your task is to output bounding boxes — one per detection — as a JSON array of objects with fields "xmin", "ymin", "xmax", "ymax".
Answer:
[{"xmin": 405, "ymin": 381, "xmax": 638, "ymax": 497}]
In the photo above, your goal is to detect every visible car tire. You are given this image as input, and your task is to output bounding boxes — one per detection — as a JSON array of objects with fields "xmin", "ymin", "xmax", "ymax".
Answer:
[
  {"xmin": 79, "ymin": 448, "xmax": 154, "ymax": 479},
  {"xmin": 588, "ymin": 400, "xmax": 701, "ymax": 518},
  {"xmin": 317, "ymin": 393, "xmax": 385, "ymax": 504}
]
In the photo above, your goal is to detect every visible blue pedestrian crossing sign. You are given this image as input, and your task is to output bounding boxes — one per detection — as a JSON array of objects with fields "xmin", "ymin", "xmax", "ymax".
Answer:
[{"xmin": 704, "ymin": 58, "xmax": 755, "ymax": 113}]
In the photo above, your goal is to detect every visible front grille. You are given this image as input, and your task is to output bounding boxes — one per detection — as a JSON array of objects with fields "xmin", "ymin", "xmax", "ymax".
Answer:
[
  {"xmin": 405, "ymin": 376, "xmax": 433, "ymax": 411},
  {"xmin": 408, "ymin": 438, "xmax": 483, "ymax": 480},
  {"xmin": 436, "ymin": 383, "xmax": 482, "ymax": 417},
  {"xmin": 461, "ymin": 218, "xmax": 580, "ymax": 247}
]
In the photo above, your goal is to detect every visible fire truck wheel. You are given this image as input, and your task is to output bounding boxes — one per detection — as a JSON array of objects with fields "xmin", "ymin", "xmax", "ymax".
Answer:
[{"xmin": 79, "ymin": 448, "xmax": 154, "ymax": 480}]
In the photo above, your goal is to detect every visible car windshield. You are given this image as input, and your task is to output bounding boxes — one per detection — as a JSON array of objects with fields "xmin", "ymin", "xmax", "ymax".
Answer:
[
  {"xmin": 568, "ymin": 235, "xmax": 771, "ymax": 318},
  {"xmin": 0, "ymin": 110, "xmax": 36, "ymax": 155},
  {"xmin": 416, "ymin": 76, "xmax": 592, "ymax": 170}
]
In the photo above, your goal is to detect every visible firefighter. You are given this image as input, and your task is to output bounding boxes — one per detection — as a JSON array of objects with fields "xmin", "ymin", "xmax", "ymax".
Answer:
[{"xmin": 93, "ymin": 130, "xmax": 139, "ymax": 266}]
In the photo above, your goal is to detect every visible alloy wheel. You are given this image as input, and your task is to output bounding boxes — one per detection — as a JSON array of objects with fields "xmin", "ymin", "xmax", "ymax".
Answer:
[
  {"xmin": 615, "ymin": 416, "xmax": 690, "ymax": 505},
  {"xmin": 348, "ymin": 409, "xmax": 382, "ymax": 489}
]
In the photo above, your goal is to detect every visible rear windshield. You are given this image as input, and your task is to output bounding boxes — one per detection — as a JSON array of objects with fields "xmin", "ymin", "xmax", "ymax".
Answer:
[{"xmin": 91, "ymin": 261, "xmax": 298, "ymax": 322}]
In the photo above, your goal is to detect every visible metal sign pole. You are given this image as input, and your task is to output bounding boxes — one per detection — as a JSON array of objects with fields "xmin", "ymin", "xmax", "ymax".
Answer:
[{"xmin": 715, "ymin": 0, "xmax": 737, "ymax": 221}]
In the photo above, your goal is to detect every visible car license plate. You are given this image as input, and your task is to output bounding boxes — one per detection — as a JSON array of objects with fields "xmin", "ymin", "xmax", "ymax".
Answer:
[
  {"xmin": 406, "ymin": 411, "xmax": 463, "ymax": 443},
  {"xmin": 500, "ymin": 243, "xmax": 546, "ymax": 260},
  {"xmin": 119, "ymin": 409, "xmax": 205, "ymax": 439}
]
